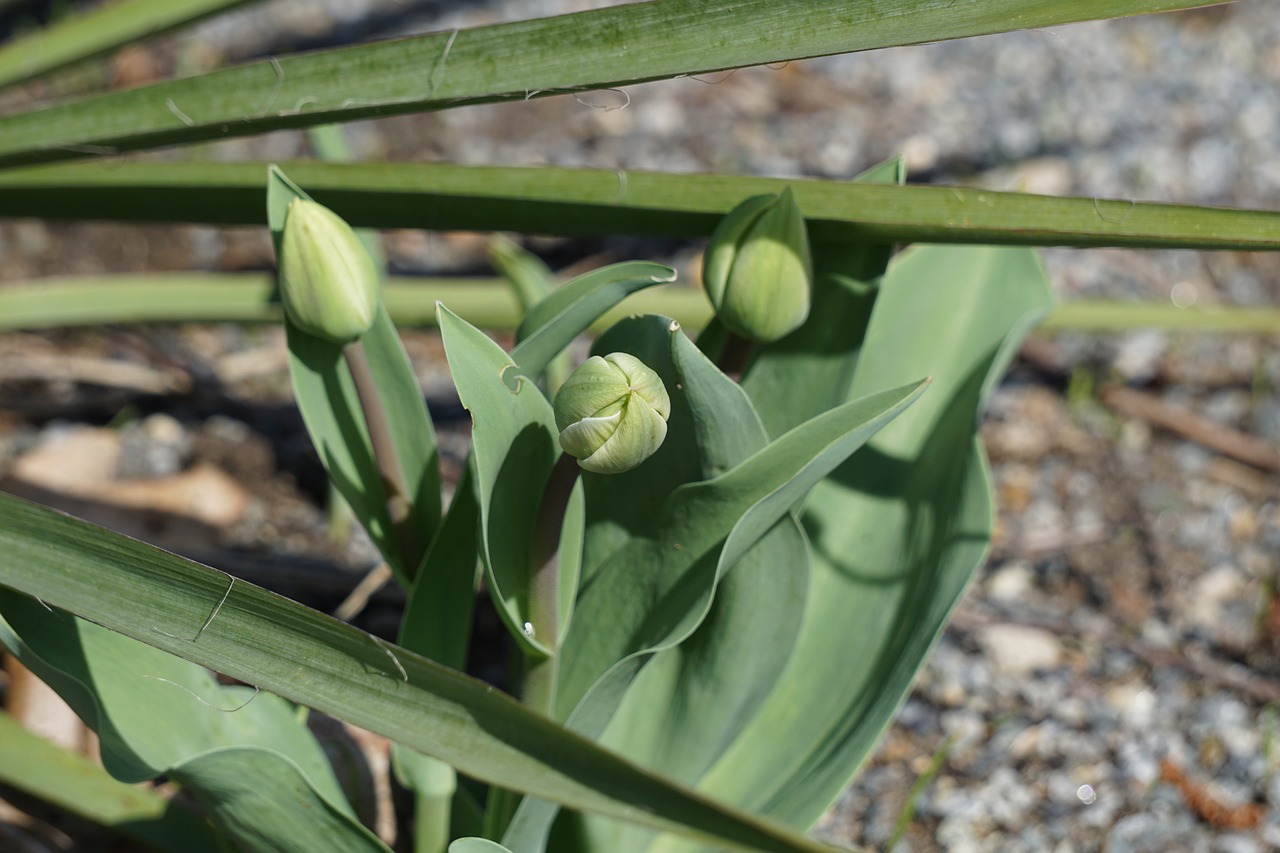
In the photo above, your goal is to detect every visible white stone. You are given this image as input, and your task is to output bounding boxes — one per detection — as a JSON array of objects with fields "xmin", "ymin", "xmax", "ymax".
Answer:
[{"xmin": 976, "ymin": 624, "xmax": 1063, "ymax": 676}]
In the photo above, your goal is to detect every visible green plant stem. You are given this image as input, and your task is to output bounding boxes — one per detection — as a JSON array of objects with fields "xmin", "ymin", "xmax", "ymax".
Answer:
[
  {"xmin": 342, "ymin": 337, "xmax": 422, "ymax": 571},
  {"xmin": 717, "ymin": 331, "xmax": 756, "ymax": 380},
  {"xmin": 415, "ymin": 789, "xmax": 451, "ymax": 853},
  {"xmin": 482, "ymin": 786, "xmax": 520, "ymax": 842},
  {"xmin": 522, "ymin": 453, "xmax": 581, "ymax": 713}
]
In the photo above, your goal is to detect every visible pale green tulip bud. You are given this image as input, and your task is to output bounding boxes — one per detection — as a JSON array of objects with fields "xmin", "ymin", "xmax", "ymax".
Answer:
[
  {"xmin": 553, "ymin": 353, "xmax": 671, "ymax": 474},
  {"xmin": 278, "ymin": 198, "xmax": 380, "ymax": 344},
  {"xmin": 702, "ymin": 187, "xmax": 812, "ymax": 343}
]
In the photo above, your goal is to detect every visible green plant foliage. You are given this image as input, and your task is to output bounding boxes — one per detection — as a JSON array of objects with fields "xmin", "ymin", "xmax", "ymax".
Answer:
[
  {"xmin": 452, "ymin": 840, "xmax": 515, "ymax": 853},
  {"xmin": 0, "ymin": 160, "xmax": 1275, "ymax": 251},
  {"xmin": 437, "ymin": 305, "xmax": 563, "ymax": 657},
  {"xmin": 0, "ymin": 0, "xmax": 251, "ymax": 89},
  {"xmin": 493, "ymin": 237, "xmax": 572, "ymax": 391},
  {"xmin": 511, "ymin": 262, "xmax": 679, "ymax": 378},
  {"xmin": 0, "ymin": 593, "xmax": 387, "ymax": 852},
  {"xmin": 0, "ymin": 710, "xmax": 218, "ymax": 853},
  {"xmin": 0, "ymin": 0, "xmax": 1227, "ymax": 166},
  {"xmin": 557, "ymin": 158, "xmax": 908, "ymax": 853},
  {"xmin": 268, "ymin": 166, "xmax": 440, "ymax": 582},
  {"xmin": 500, "ymin": 313, "xmax": 925, "ymax": 851},
  {"xmin": 0, "ymin": 492, "xmax": 854, "ymax": 853},
  {"xmin": 664, "ymin": 245, "xmax": 1053, "ymax": 843}
]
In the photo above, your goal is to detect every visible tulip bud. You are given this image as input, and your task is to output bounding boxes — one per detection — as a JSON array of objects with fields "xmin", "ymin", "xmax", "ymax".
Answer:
[
  {"xmin": 553, "ymin": 353, "xmax": 671, "ymax": 474},
  {"xmin": 702, "ymin": 187, "xmax": 812, "ymax": 343},
  {"xmin": 278, "ymin": 198, "xmax": 380, "ymax": 344}
]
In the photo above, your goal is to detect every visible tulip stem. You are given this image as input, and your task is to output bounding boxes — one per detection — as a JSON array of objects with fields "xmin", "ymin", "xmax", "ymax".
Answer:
[
  {"xmin": 717, "ymin": 331, "xmax": 755, "ymax": 380},
  {"xmin": 342, "ymin": 339, "xmax": 423, "ymax": 575},
  {"xmin": 522, "ymin": 452, "xmax": 580, "ymax": 714}
]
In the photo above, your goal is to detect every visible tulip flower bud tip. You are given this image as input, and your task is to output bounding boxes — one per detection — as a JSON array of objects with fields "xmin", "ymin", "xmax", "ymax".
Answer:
[
  {"xmin": 278, "ymin": 198, "xmax": 380, "ymax": 344},
  {"xmin": 702, "ymin": 188, "xmax": 812, "ymax": 343},
  {"xmin": 554, "ymin": 353, "xmax": 671, "ymax": 474}
]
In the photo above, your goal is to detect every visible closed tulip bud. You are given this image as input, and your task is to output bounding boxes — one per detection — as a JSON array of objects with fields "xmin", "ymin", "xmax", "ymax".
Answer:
[
  {"xmin": 553, "ymin": 353, "xmax": 671, "ymax": 474},
  {"xmin": 702, "ymin": 187, "xmax": 812, "ymax": 343},
  {"xmin": 278, "ymin": 198, "xmax": 380, "ymax": 344}
]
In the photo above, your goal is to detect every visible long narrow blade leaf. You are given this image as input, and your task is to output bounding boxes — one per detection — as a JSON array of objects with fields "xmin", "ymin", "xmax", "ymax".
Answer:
[
  {"xmin": 0, "ymin": 161, "xmax": 1274, "ymax": 251},
  {"xmin": 0, "ymin": 272, "xmax": 713, "ymax": 332},
  {"xmin": 0, "ymin": 0, "xmax": 1230, "ymax": 166},
  {"xmin": 0, "ymin": 492, "xmax": 845, "ymax": 853},
  {"xmin": 0, "ymin": 0, "xmax": 252, "ymax": 90}
]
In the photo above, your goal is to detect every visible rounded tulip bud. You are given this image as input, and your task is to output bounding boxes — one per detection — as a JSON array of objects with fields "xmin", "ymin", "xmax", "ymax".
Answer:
[
  {"xmin": 279, "ymin": 198, "xmax": 380, "ymax": 344},
  {"xmin": 702, "ymin": 187, "xmax": 812, "ymax": 343},
  {"xmin": 553, "ymin": 353, "xmax": 671, "ymax": 474}
]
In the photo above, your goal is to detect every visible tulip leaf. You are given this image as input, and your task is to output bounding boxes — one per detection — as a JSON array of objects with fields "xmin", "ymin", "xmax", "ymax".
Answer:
[
  {"xmin": 437, "ymin": 304, "xmax": 561, "ymax": 657},
  {"xmin": 269, "ymin": 166, "xmax": 440, "ymax": 582},
  {"xmin": 0, "ymin": 0, "xmax": 1228, "ymax": 167},
  {"xmin": 2, "ymin": 159, "xmax": 1278, "ymax": 253},
  {"xmin": 579, "ymin": 520, "xmax": 811, "ymax": 853},
  {"xmin": 399, "ymin": 465, "xmax": 480, "ymax": 669},
  {"xmin": 0, "ymin": 710, "xmax": 218, "ymax": 853},
  {"xmin": 556, "ymin": 368, "xmax": 928, "ymax": 721},
  {"xmin": 0, "ymin": 593, "xmax": 386, "ymax": 852},
  {"xmin": 511, "ymin": 261, "xmax": 678, "ymax": 378},
  {"xmin": 452, "ymin": 840, "xmax": 515, "ymax": 853},
  {"xmin": 0, "ymin": 492, "xmax": 853, "ymax": 853},
  {"xmin": 652, "ymin": 245, "xmax": 1052, "ymax": 848},
  {"xmin": 493, "ymin": 237, "xmax": 572, "ymax": 392},
  {"xmin": 0, "ymin": 0, "xmax": 252, "ymax": 90},
  {"xmin": 505, "ymin": 313, "xmax": 802, "ymax": 853},
  {"xmin": 503, "ymin": 319, "xmax": 922, "ymax": 853}
]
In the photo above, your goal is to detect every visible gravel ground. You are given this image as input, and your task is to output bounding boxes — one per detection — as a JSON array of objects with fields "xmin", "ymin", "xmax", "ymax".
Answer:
[{"xmin": 2, "ymin": 2, "xmax": 1279, "ymax": 851}]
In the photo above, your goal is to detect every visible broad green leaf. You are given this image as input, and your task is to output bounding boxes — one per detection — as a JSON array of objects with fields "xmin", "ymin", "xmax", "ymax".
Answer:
[
  {"xmin": 0, "ymin": 0, "xmax": 252, "ymax": 90},
  {"xmin": 503, "ymin": 320, "xmax": 921, "ymax": 853},
  {"xmin": 556, "ymin": 360, "xmax": 927, "ymax": 722},
  {"xmin": 0, "ymin": 710, "xmax": 218, "ymax": 853},
  {"xmin": 505, "ymin": 314, "xmax": 810, "ymax": 853},
  {"xmin": 0, "ymin": 593, "xmax": 387, "ymax": 852},
  {"xmin": 578, "ymin": 161, "xmax": 904, "ymax": 853},
  {"xmin": 170, "ymin": 748, "xmax": 390, "ymax": 853},
  {"xmin": 437, "ymin": 305, "xmax": 561, "ymax": 657},
  {"xmin": 0, "ymin": 492, "xmax": 850, "ymax": 853},
  {"xmin": 0, "ymin": 160, "xmax": 1276, "ymax": 251},
  {"xmin": 0, "ymin": 0, "xmax": 1230, "ymax": 166},
  {"xmin": 656, "ymin": 246, "xmax": 1053, "ymax": 849},
  {"xmin": 581, "ymin": 521, "xmax": 811, "ymax": 853},
  {"xmin": 270, "ymin": 166, "xmax": 440, "ymax": 581},
  {"xmin": 452, "ymin": 840, "xmax": 514, "ymax": 853}
]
